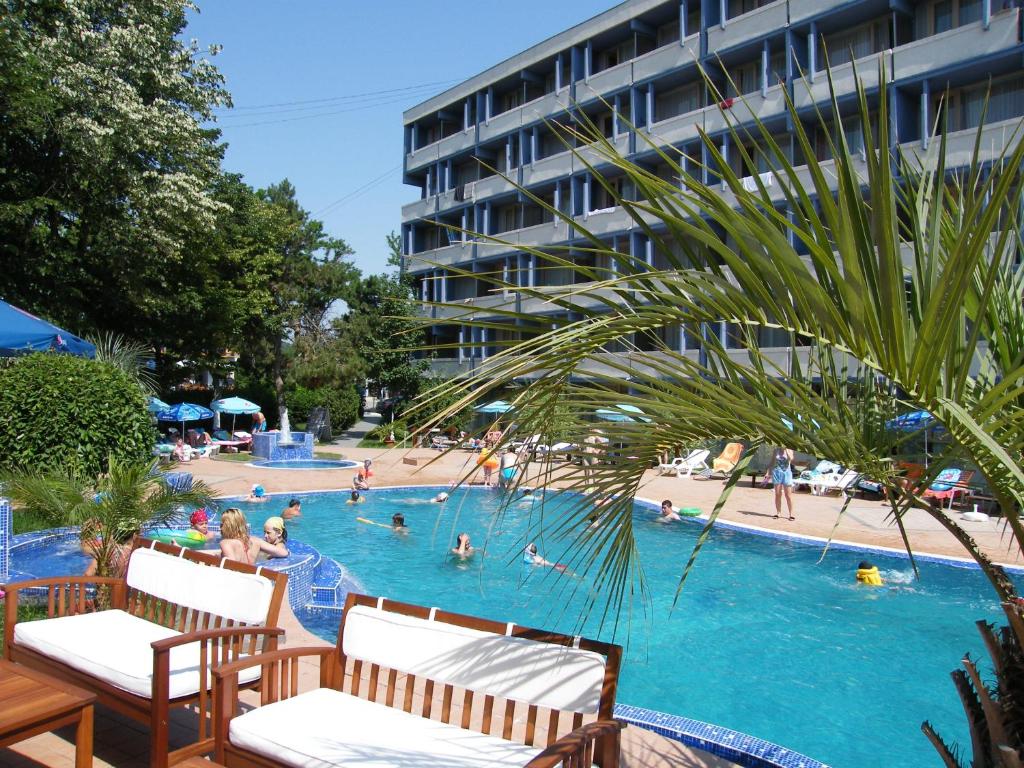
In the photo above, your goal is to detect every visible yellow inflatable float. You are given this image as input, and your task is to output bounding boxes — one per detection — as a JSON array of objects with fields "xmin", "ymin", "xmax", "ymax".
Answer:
[{"xmin": 855, "ymin": 561, "xmax": 884, "ymax": 586}]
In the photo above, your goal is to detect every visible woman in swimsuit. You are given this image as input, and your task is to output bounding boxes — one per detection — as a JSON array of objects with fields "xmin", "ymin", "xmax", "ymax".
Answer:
[{"xmin": 762, "ymin": 447, "xmax": 796, "ymax": 520}]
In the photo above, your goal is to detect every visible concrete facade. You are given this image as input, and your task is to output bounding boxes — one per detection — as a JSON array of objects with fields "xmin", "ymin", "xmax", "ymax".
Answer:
[{"xmin": 401, "ymin": 0, "xmax": 1024, "ymax": 377}]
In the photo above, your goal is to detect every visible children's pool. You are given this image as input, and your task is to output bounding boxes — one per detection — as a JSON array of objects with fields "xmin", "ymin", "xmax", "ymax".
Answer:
[
  {"xmin": 229, "ymin": 486, "xmax": 1011, "ymax": 768},
  {"xmin": 250, "ymin": 459, "xmax": 360, "ymax": 470}
]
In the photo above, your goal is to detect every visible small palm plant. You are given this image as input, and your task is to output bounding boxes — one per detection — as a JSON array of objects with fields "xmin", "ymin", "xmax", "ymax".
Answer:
[{"xmin": 3, "ymin": 456, "xmax": 213, "ymax": 577}]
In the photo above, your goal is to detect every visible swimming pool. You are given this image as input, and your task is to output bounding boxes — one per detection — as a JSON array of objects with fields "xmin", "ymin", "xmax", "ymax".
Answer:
[
  {"xmin": 231, "ymin": 486, "xmax": 1009, "ymax": 768},
  {"xmin": 250, "ymin": 459, "xmax": 360, "ymax": 470}
]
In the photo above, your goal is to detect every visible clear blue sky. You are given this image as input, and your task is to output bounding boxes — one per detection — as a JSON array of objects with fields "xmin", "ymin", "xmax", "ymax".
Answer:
[{"xmin": 184, "ymin": 1, "xmax": 617, "ymax": 275}]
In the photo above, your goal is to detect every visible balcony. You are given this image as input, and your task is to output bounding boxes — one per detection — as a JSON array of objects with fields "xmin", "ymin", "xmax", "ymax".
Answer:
[
  {"xmin": 793, "ymin": 51, "xmax": 890, "ymax": 109},
  {"xmin": 789, "ymin": 0, "xmax": 859, "ymax": 25},
  {"xmin": 406, "ymin": 241, "xmax": 475, "ymax": 272},
  {"xmin": 476, "ymin": 220, "xmax": 572, "ymax": 259},
  {"xmin": 582, "ymin": 60, "xmax": 634, "ymax": 102},
  {"xmin": 522, "ymin": 149, "xmax": 574, "ymax": 187},
  {"xmin": 577, "ymin": 206, "xmax": 634, "ymax": 237},
  {"xmin": 473, "ymin": 173, "xmax": 516, "ymax": 201},
  {"xmin": 705, "ymin": 82, "xmax": 789, "ymax": 133},
  {"xmin": 407, "ymin": 129, "xmax": 476, "ymax": 172},
  {"xmin": 892, "ymin": 10, "xmax": 1020, "ymax": 82},
  {"xmin": 576, "ymin": 132, "xmax": 631, "ymax": 167},
  {"xmin": 480, "ymin": 90, "xmax": 572, "ymax": 143},
  {"xmin": 900, "ymin": 117, "xmax": 1024, "ymax": 170},
  {"xmin": 648, "ymin": 103, "xmax": 714, "ymax": 146},
  {"xmin": 402, "ymin": 196, "xmax": 438, "ymax": 223},
  {"xmin": 632, "ymin": 35, "xmax": 701, "ymax": 82},
  {"xmin": 706, "ymin": 0, "xmax": 788, "ymax": 55}
]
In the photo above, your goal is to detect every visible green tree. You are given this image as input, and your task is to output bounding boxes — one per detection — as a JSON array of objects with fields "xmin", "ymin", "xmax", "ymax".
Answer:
[
  {"xmin": 0, "ymin": 0, "xmax": 230, "ymax": 339},
  {"xmin": 418, "ymin": 67, "xmax": 1024, "ymax": 764},
  {"xmin": 241, "ymin": 180, "xmax": 359, "ymax": 427}
]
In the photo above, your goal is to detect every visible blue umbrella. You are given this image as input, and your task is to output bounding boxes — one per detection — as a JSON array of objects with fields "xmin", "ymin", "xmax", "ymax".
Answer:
[
  {"xmin": 147, "ymin": 396, "xmax": 170, "ymax": 414},
  {"xmin": 0, "ymin": 300, "xmax": 96, "ymax": 358},
  {"xmin": 212, "ymin": 396, "xmax": 261, "ymax": 433},
  {"xmin": 157, "ymin": 402, "xmax": 214, "ymax": 438},
  {"xmin": 596, "ymin": 404, "xmax": 651, "ymax": 423},
  {"xmin": 475, "ymin": 400, "xmax": 514, "ymax": 414},
  {"xmin": 886, "ymin": 410, "xmax": 939, "ymax": 466}
]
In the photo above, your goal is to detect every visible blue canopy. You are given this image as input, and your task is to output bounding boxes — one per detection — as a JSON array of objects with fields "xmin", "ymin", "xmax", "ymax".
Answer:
[
  {"xmin": 212, "ymin": 396, "xmax": 261, "ymax": 415},
  {"xmin": 147, "ymin": 396, "xmax": 171, "ymax": 414},
  {"xmin": 596, "ymin": 404, "xmax": 652, "ymax": 423},
  {"xmin": 0, "ymin": 300, "xmax": 95, "ymax": 358},
  {"xmin": 886, "ymin": 411, "xmax": 936, "ymax": 431},
  {"xmin": 475, "ymin": 400, "xmax": 514, "ymax": 414},
  {"xmin": 157, "ymin": 403, "xmax": 214, "ymax": 423}
]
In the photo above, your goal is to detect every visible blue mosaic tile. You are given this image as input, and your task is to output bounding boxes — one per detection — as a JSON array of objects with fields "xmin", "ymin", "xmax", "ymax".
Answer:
[
  {"xmin": 0, "ymin": 497, "xmax": 10, "ymax": 581},
  {"xmin": 252, "ymin": 432, "xmax": 314, "ymax": 461}
]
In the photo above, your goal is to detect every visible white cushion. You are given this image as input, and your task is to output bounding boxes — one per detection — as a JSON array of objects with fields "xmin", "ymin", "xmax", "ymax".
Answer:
[
  {"xmin": 342, "ymin": 605, "xmax": 607, "ymax": 714},
  {"xmin": 230, "ymin": 687, "xmax": 543, "ymax": 768},
  {"xmin": 127, "ymin": 546, "xmax": 274, "ymax": 625},
  {"xmin": 14, "ymin": 609, "xmax": 259, "ymax": 699}
]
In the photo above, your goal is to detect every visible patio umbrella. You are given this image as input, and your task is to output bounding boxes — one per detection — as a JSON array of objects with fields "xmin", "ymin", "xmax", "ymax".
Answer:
[
  {"xmin": 475, "ymin": 400, "xmax": 514, "ymax": 414},
  {"xmin": 147, "ymin": 396, "xmax": 170, "ymax": 414},
  {"xmin": 595, "ymin": 404, "xmax": 651, "ymax": 422},
  {"xmin": 212, "ymin": 396, "xmax": 261, "ymax": 434},
  {"xmin": 886, "ymin": 410, "xmax": 938, "ymax": 466},
  {"xmin": 0, "ymin": 300, "xmax": 96, "ymax": 358},
  {"xmin": 157, "ymin": 402, "xmax": 214, "ymax": 439}
]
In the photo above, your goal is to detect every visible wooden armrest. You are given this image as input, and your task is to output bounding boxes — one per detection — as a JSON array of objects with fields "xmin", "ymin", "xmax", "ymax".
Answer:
[
  {"xmin": 524, "ymin": 720, "xmax": 626, "ymax": 768},
  {"xmin": 211, "ymin": 645, "xmax": 334, "ymax": 682},
  {"xmin": 150, "ymin": 626, "xmax": 284, "ymax": 653}
]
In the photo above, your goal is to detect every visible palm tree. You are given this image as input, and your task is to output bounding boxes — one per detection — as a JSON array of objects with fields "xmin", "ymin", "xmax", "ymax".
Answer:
[
  {"xmin": 410, "ymin": 62, "xmax": 1024, "ymax": 765},
  {"xmin": 89, "ymin": 332, "xmax": 158, "ymax": 395},
  {"xmin": 3, "ymin": 456, "xmax": 213, "ymax": 577}
]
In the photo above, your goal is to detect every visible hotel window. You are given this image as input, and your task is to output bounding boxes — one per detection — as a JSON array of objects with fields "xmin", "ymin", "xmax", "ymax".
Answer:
[
  {"xmin": 813, "ymin": 112, "xmax": 875, "ymax": 161},
  {"xmin": 936, "ymin": 75, "xmax": 1024, "ymax": 132},
  {"xmin": 823, "ymin": 17, "xmax": 892, "ymax": 67},
  {"xmin": 655, "ymin": 82, "xmax": 702, "ymax": 122},
  {"xmin": 657, "ymin": 19, "xmax": 681, "ymax": 47},
  {"xmin": 728, "ymin": 0, "xmax": 775, "ymax": 19},
  {"xmin": 915, "ymin": 0, "xmax": 983, "ymax": 37},
  {"xmin": 596, "ymin": 38, "xmax": 636, "ymax": 72},
  {"xmin": 726, "ymin": 60, "xmax": 760, "ymax": 97}
]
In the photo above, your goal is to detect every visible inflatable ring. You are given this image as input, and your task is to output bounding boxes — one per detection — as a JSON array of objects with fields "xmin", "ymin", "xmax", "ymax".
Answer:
[
  {"xmin": 679, "ymin": 507, "xmax": 702, "ymax": 517},
  {"xmin": 148, "ymin": 529, "xmax": 207, "ymax": 549}
]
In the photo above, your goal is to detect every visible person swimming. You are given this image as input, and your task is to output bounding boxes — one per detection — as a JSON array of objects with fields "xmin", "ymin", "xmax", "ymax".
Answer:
[
  {"xmin": 432, "ymin": 491, "xmax": 449, "ymax": 503},
  {"xmin": 247, "ymin": 484, "xmax": 268, "ymax": 503},
  {"xmin": 391, "ymin": 513, "xmax": 408, "ymax": 532},
  {"xmin": 346, "ymin": 490, "xmax": 365, "ymax": 505},
  {"xmin": 522, "ymin": 542, "xmax": 554, "ymax": 566},
  {"xmin": 451, "ymin": 532, "xmax": 474, "ymax": 557},
  {"xmin": 855, "ymin": 560, "xmax": 884, "ymax": 586}
]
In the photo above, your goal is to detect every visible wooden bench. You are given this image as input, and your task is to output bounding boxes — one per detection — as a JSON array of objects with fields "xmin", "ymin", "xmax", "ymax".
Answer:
[
  {"xmin": 213, "ymin": 593, "xmax": 624, "ymax": 767},
  {"xmin": 3, "ymin": 537, "xmax": 288, "ymax": 768}
]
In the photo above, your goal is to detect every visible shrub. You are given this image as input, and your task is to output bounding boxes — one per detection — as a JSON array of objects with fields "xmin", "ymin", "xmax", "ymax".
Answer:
[
  {"xmin": 286, "ymin": 385, "xmax": 360, "ymax": 433},
  {"xmin": 0, "ymin": 353, "xmax": 155, "ymax": 476},
  {"xmin": 367, "ymin": 420, "xmax": 409, "ymax": 443}
]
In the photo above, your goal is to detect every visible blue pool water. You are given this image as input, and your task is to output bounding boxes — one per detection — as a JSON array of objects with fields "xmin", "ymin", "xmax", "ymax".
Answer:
[
  {"xmin": 231, "ymin": 486, "xmax": 1007, "ymax": 768},
  {"xmin": 251, "ymin": 459, "xmax": 360, "ymax": 470}
]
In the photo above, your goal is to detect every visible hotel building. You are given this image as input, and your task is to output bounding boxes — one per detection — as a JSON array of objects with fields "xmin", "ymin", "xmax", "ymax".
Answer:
[{"xmin": 401, "ymin": 0, "xmax": 1023, "ymax": 379}]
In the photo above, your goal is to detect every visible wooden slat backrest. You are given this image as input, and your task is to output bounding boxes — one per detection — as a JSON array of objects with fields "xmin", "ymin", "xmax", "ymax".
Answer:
[
  {"xmin": 125, "ymin": 537, "xmax": 288, "ymax": 633},
  {"xmin": 334, "ymin": 593, "xmax": 622, "ymax": 748}
]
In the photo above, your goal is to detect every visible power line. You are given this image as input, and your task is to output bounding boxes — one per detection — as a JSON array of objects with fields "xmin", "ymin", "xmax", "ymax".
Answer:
[
  {"xmin": 215, "ymin": 78, "xmax": 466, "ymax": 112},
  {"xmin": 214, "ymin": 85, "xmax": 451, "ymax": 122},
  {"xmin": 314, "ymin": 166, "xmax": 401, "ymax": 218},
  {"xmin": 213, "ymin": 91, "xmax": 446, "ymax": 128}
]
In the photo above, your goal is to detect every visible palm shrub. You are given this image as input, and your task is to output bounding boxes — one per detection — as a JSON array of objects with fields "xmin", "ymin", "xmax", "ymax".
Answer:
[
  {"xmin": 2, "ymin": 456, "xmax": 212, "ymax": 577},
  {"xmin": 410, "ymin": 61, "xmax": 1024, "ymax": 765}
]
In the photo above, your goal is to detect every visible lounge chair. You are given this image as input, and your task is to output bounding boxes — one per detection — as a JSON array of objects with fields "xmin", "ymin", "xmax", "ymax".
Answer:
[
  {"xmin": 923, "ymin": 468, "xmax": 971, "ymax": 509},
  {"xmin": 810, "ymin": 469, "xmax": 860, "ymax": 496},
  {"xmin": 792, "ymin": 460, "xmax": 843, "ymax": 493},
  {"xmin": 669, "ymin": 449, "xmax": 711, "ymax": 478},
  {"xmin": 711, "ymin": 442, "xmax": 744, "ymax": 474}
]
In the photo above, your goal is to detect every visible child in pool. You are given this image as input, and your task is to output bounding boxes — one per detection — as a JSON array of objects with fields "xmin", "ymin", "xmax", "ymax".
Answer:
[
  {"xmin": 189, "ymin": 508, "xmax": 217, "ymax": 542},
  {"xmin": 247, "ymin": 484, "xmax": 269, "ymax": 503},
  {"xmin": 346, "ymin": 490, "xmax": 365, "ymax": 505},
  {"xmin": 392, "ymin": 513, "xmax": 408, "ymax": 532}
]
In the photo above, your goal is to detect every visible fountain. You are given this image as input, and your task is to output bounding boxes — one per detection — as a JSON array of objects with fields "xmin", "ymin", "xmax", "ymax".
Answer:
[{"xmin": 252, "ymin": 408, "xmax": 314, "ymax": 462}]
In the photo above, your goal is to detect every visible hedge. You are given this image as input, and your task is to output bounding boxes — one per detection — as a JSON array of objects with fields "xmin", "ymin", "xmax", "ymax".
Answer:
[
  {"xmin": 285, "ymin": 385, "xmax": 360, "ymax": 434},
  {"xmin": 0, "ymin": 353, "xmax": 155, "ymax": 476}
]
